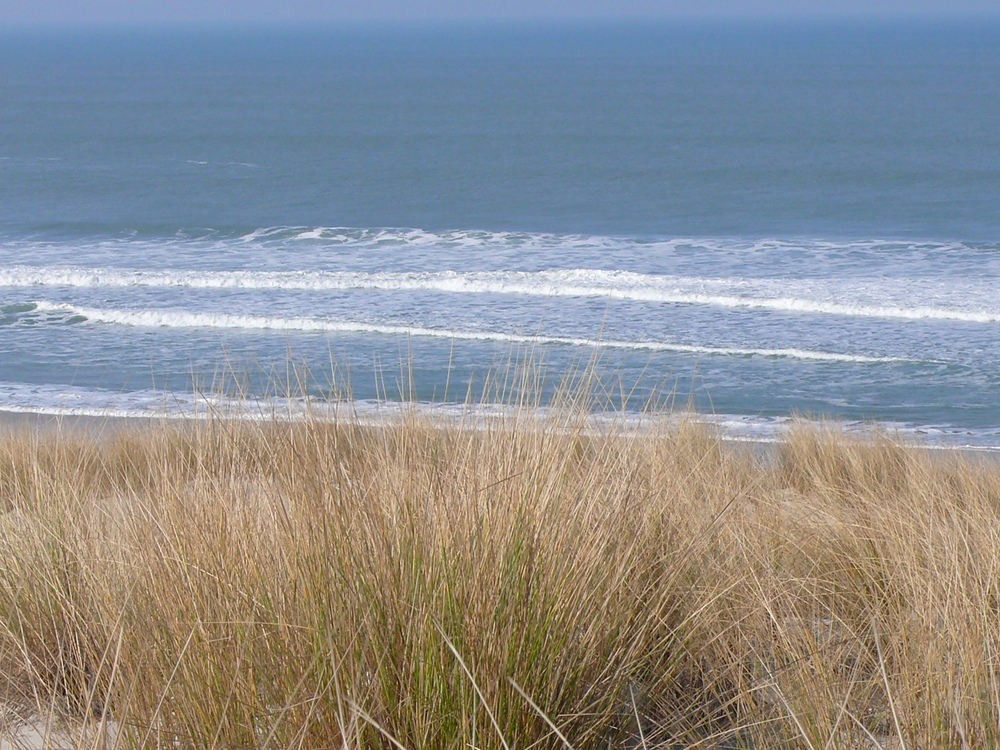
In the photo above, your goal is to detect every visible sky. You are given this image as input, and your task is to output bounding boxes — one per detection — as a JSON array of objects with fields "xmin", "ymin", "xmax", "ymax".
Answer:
[{"xmin": 1, "ymin": 0, "xmax": 999, "ymax": 25}]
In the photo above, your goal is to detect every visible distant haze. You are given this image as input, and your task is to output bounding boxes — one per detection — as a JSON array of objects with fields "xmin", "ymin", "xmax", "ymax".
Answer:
[{"xmin": 2, "ymin": 0, "xmax": 999, "ymax": 24}]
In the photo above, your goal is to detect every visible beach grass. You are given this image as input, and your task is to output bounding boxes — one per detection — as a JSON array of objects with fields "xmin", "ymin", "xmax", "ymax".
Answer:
[{"xmin": 0, "ymin": 400, "xmax": 998, "ymax": 748}]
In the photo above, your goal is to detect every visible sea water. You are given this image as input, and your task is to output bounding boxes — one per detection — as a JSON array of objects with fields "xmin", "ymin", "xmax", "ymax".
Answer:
[{"xmin": 1, "ymin": 22, "xmax": 998, "ymax": 447}]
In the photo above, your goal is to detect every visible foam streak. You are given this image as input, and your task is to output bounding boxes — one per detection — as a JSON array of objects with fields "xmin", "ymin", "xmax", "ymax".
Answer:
[
  {"xmin": 32, "ymin": 301, "xmax": 903, "ymax": 363},
  {"xmin": 2, "ymin": 267, "xmax": 996, "ymax": 323}
]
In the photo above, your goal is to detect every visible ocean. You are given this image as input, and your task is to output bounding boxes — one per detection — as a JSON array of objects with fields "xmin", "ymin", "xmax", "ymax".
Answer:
[{"xmin": 1, "ymin": 22, "xmax": 998, "ymax": 447}]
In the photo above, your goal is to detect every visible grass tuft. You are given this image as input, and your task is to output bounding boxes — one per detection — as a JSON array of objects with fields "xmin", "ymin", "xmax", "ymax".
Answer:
[{"xmin": 0, "ymin": 400, "xmax": 997, "ymax": 748}]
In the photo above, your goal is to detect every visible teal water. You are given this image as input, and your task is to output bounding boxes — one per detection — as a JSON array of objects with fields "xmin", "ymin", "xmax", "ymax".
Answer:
[{"xmin": 1, "ymin": 22, "xmax": 998, "ymax": 445}]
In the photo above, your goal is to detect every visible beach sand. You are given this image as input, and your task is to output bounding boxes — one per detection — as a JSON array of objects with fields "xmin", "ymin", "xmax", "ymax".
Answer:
[{"xmin": 0, "ymin": 410, "xmax": 195, "ymax": 441}]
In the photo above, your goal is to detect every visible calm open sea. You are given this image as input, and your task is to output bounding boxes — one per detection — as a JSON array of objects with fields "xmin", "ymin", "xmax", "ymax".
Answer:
[{"xmin": 1, "ymin": 22, "xmax": 998, "ymax": 446}]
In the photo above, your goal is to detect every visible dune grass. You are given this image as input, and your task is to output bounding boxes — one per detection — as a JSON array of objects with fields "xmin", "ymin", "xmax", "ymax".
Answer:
[{"xmin": 0, "ymin": 399, "xmax": 998, "ymax": 748}]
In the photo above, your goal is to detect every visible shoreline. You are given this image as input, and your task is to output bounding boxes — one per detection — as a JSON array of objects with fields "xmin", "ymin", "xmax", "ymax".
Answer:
[
  {"xmin": 2, "ymin": 408, "xmax": 999, "ymax": 465},
  {"xmin": 0, "ymin": 409, "xmax": 172, "ymax": 440}
]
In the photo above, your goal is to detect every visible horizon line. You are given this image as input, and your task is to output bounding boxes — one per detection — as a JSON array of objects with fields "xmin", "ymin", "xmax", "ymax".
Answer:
[{"xmin": 3, "ymin": 14, "xmax": 1000, "ymax": 29}]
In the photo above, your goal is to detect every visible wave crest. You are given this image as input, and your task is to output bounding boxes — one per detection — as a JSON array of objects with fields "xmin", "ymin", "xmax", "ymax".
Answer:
[
  {"xmin": 2, "ymin": 266, "xmax": 996, "ymax": 323},
  {"xmin": 31, "ymin": 301, "xmax": 904, "ymax": 364}
]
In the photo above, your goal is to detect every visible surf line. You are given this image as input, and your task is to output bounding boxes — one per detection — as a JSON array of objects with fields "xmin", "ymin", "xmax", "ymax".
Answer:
[
  {"xmin": 4, "ymin": 267, "xmax": 997, "ymax": 323},
  {"xmin": 33, "ymin": 301, "xmax": 907, "ymax": 364}
]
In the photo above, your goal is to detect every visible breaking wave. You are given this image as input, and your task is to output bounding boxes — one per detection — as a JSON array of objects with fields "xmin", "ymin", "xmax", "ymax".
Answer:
[
  {"xmin": 3, "ymin": 267, "xmax": 997, "ymax": 323},
  {"xmin": 31, "ymin": 301, "xmax": 906, "ymax": 363}
]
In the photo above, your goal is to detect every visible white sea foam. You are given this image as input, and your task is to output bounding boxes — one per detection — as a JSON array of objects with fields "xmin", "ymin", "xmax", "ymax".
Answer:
[
  {"xmin": 0, "ymin": 382, "xmax": 996, "ymax": 451},
  {"xmin": 184, "ymin": 159, "xmax": 257, "ymax": 167},
  {"xmin": 4, "ymin": 266, "xmax": 998, "ymax": 323},
  {"xmin": 31, "ymin": 300, "xmax": 902, "ymax": 363},
  {"xmin": 1, "ymin": 226, "xmax": 991, "ymax": 260},
  {"xmin": 282, "ymin": 227, "xmax": 623, "ymax": 249}
]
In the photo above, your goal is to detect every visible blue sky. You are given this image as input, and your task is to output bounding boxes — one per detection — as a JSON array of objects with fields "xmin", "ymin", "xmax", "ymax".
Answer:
[{"xmin": 2, "ymin": 0, "xmax": 999, "ymax": 24}]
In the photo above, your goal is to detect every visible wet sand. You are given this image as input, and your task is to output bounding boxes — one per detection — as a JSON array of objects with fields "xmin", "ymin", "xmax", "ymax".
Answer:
[
  {"xmin": 0, "ymin": 410, "xmax": 171, "ymax": 440},
  {"xmin": 1, "ymin": 409, "xmax": 997, "ymax": 467}
]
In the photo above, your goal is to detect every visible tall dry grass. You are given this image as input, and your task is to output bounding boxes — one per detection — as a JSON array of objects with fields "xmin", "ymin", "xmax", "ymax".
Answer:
[{"xmin": 0, "ymin": 404, "xmax": 998, "ymax": 748}]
